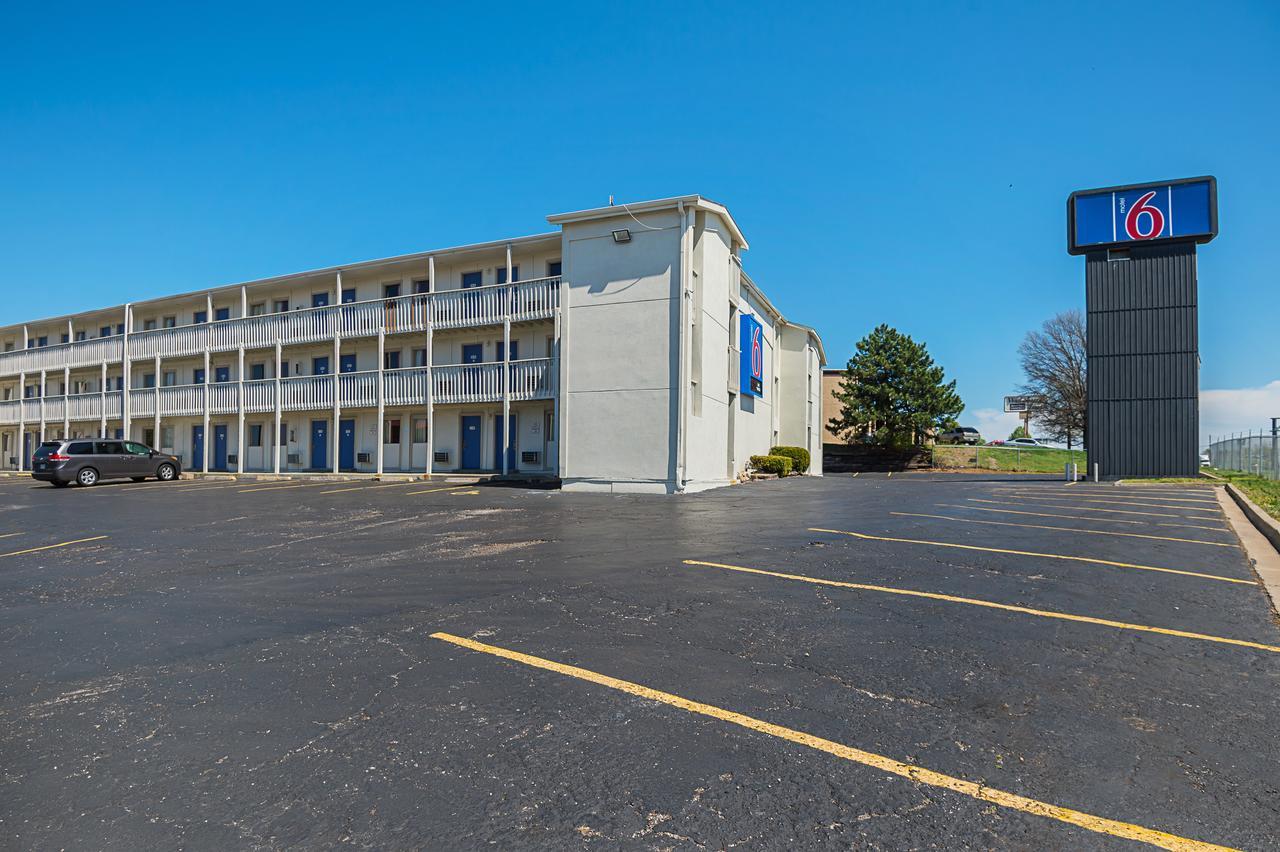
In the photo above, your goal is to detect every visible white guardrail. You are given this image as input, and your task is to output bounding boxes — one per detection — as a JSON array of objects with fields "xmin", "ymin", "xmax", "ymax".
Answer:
[{"xmin": 0, "ymin": 278, "xmax": 560, "ymax": 378}]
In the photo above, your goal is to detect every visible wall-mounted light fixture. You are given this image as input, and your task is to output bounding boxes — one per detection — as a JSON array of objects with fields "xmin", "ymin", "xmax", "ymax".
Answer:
[{"xmin": 611, "ymin": 228, "xmax": 631, "ymax": 244}]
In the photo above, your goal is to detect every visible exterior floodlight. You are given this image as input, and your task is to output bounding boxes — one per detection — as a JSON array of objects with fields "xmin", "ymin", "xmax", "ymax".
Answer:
[{"xmin": 611, "ymin": 228, "xmax": 631, "ymax": 243}]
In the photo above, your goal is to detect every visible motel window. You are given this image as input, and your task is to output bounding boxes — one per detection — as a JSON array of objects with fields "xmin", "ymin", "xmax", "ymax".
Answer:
[
  {"xmin": 193, "ymin": 368, "xmax": 205, "ymax": 385},
  {"xmin": 311, "ymin": 292, "xmax": 330, "ymax": 308},
  {"xmin": 214, "ymin": 366, "xmax": 230, "ymax": 383},
  {"xmin": 163, "ymin": 316, "xmax": 176, "ymax": 328},
  {"xmin": 161, "ymin": 425, "xmax": 174, "ymax": 449},
  {"xmin": 412, "ymin": 348, "xmax": 427, "ymax": 367},
  {"xmin": 100, "ymin": 325, "xmax": 112, "ymax": 338},
  {"xmin": 384, "ymin": 350, "xmax": 401, "ymax": 370},
  {"xmin": 383, "ymin": 419, "xmax": 401, "ymax": 444},
  {"xmin": 194, "ymin": 311, "xmax": 208, "ymax": 324},
  {"xmin": 162, "ymin": 371, "xmax": 177, "ymax": 387},
  {"xmin": 496, "ymin": 265, "xmax": 519, "ymax": 285},
  {"xmin": 273, "ymin": 299, "xmax": 289, "ymax": 313},
  {"xmin": 341, "ymin": 288, "xmax": 357, "ymax": 304},
  {"xmin": 3, "ymin": 342, "xmax": 11, "ymax": 352},
  {"xmin": 250, "ymin": 363, "xmax": 266, "ymax": 381},
  {"xmin": 547, "ymin": 260, "xmax": 561, "ymax": 277},
  {"xmin": 144, "ymin": 319, "xmax": 157, "ymax": 330},
  {"xmin": 413, "ymin": 279, "xmax": 430, "ymax": 294},
  {"xmin": 249, "ymin": 425, "xmax": 263, "ymax": 447},
  {"xmin": 142, "ymin": 373, "xmax": 156, "ymax": 389},
  {"xmin": 250, "ymin": 303, "xmax": 266, "ymax": 316},
  {"xmin": 412, "ymin": 416, "xmax": 428, "ymax": 443},
  {"xmin": 215, "ymin": 307, "xmax": 230, "ymax": 321},
  {"xmin": 75, "ymin": 331, "xmax": 86, "ymax": 341},
  {"xmin": 37, "ymin": 336, "xmax": 48, "ymax": 347},
  {"xmin": 60, "ymin": 333, "xmax": 69, "ymax": 343},
  {"xmin": 461, "ymin": 271, "xmax": 483, "ymax": 288},
  {"xmin": 116, "ymin": 324, "xmax": 125, "ymax": 335},
  {"xmin": 281, "ymin": 361, "xmax": 290, "ymax": 378},
  {"xmin": 383, "ymin": 282, "xmax": 401, "ymax": 298}
]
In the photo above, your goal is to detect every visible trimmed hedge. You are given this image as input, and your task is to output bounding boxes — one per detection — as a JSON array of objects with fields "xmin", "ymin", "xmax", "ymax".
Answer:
[
  {"xmin": 750, "ymin": 454, "xmax": 793, "ymax": 476},
  {"xmin": 770, "ymin": 445, "xmax": 810, "ymax": 474}
]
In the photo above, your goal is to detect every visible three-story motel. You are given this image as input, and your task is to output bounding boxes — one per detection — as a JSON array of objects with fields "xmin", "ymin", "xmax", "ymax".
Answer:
[{"xmin": 0, "ymin": 195, "xmax": 826, "ymax": 493}]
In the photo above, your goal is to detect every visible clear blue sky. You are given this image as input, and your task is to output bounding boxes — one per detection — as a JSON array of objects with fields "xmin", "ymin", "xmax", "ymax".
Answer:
[{"xmin": 3, "ymin": 2, "xmax": 1277, "ymax": 437}]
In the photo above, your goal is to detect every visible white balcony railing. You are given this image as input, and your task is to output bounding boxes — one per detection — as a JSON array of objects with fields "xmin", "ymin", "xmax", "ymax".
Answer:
[
  {"xmin": 0, "ymin": 277, "xmax": 560, "ymax": 378},
  {"xmin": 0, "ymin": 359, "xmax": 555, "ymax": 426}
]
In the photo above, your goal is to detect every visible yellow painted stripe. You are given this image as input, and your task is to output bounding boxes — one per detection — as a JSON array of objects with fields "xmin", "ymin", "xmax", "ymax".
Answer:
[
  {"xmin": 892, "ymin": 511, "xmax": 1238, "ymax": 549},
  {"xmin": 237, "ymin": 480, "xmax": 347, "ymax": 493},
  {"xmin": 851, "ymin": 472, "xmax": 860, "ymax": 478},
  {"xmin": 450, "ymin": 489, "xmax": 481, "ymax": 496},
  {"xmin": 886, "ymin": 471, "xmax": 893, "ymax": 478},
  {"xmin": 432, "ymin": 631, "xmax": 1237, "ymax": 851},
  {"xmin": 1004, "ymin": 493, "xmax": 1219, "ymax": 512},
  {"xmin": 0, "ymin": 532, "xmax": 23, "ymax": 539},
  {"xmin": 684, "ymin": 559, "xmax": 1280, "ymax": 655},
  {"xmin": 809, "ymin": 527, "xmax": 1251, "ymax": 585},
  {"xmin": 319, "ymin": 480, "xmax": 423, "ymax": 494},
  {"xmin": 939, "ymin": 503, "xmax": 1228, "ymax": 533},
  {"xmin": 0, "ymin": 535, "xmax": 108, "ymax": 558},
  {"xmin": 406, "ymin": 484, "xmax": 472, "ymax": 496},
  {"xmin": 968, "ymin": 497, "xmax": 1215, "ymax": 521}
]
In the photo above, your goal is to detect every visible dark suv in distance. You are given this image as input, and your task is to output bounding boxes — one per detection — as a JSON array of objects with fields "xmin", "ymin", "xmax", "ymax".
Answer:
[{"xmin": 31, "ymin": 439, "xmax": 181, "ymax": 487}]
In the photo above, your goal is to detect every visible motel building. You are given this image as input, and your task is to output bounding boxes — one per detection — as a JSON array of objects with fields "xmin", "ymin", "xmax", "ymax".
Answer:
[{"xmin": 0, "ymin": 196, "xmax": 824, "ymax": 493}]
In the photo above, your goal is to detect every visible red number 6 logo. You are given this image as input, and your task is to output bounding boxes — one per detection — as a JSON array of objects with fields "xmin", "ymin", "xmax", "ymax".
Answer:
[{"xmin": 1124, "ymin": 191, "xmax": 1165, "ymax": 240}]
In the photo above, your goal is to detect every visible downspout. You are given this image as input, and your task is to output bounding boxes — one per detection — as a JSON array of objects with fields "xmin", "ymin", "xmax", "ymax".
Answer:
[{"xmin": 675, "ymin": 201, "xmax": 689, "ymax": 490}]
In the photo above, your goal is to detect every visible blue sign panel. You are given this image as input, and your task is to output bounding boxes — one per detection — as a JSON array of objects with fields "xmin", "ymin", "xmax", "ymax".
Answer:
[
  {"xmin": 1068, "ymin": 176, "xmax": 1216, "ymax": 254},
  {"xmin": 740, "ymin": 314, "xmax": 764, "ymax": 398}
]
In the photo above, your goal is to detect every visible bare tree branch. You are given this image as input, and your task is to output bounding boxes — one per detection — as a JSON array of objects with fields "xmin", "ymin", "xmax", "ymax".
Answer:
[{"xmin": 1018, "ymin": 310, "xmax": 1087, "ymax": 449}]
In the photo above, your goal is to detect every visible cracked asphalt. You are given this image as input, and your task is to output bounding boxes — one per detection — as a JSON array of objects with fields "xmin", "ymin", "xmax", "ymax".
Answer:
[{"xmin": 1, "ymin": 472, "xmax": 1278, "ymax": 850}]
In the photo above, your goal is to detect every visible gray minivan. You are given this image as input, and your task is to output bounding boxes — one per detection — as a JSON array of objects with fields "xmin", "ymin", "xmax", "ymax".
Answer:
[{"xmin": 31, "ymin": 439, "xmax": 181, "ymax": 487}]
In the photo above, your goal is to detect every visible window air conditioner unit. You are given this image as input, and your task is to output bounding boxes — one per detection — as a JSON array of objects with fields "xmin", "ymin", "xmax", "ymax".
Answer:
[
  {"xmin": 433, "ymin": 451, "xmax": 449, "ymax": 463},
  {"xmin": 357, "ymin": 452, "xmax": 371, "ymax": 463},
  {"xmin": 521, "ymin": 451, "xmax": 539, "ymax": 465},
  {"xmin": 287, "ymin": 453, "xmax": 301, "ymax": 464},
  {"xmin": 227, "ymin": 454, "xmax": 238, "ymax": 465}
]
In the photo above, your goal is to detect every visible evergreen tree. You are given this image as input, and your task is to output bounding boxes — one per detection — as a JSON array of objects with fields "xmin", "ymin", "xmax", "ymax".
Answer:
[
  {"xmin": 827, "ymin": 324, "xmax": 963, "ymax": 448},
  {"xmin": 1008, "ymin": 424, "xmax": 1030, "ymax": 440}
]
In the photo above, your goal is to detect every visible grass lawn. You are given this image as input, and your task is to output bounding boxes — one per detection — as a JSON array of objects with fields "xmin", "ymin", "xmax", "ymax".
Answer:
[
  {"xmin": 931, "ymin": 445, "xmax": 1086, "ymax": 473},
  {"xmin": 1206, "ymin": 468, "xmax": 1280, "ymax": 522}
]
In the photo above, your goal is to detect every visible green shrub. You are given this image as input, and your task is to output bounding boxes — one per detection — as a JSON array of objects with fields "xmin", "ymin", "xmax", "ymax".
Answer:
[
  {"xmin": 750, "ymin": 454, "xmax": 793, "ymax": 476},
  {"xmin": 770, "ymin": 445, "xmax": 810, "ymax": 474}
]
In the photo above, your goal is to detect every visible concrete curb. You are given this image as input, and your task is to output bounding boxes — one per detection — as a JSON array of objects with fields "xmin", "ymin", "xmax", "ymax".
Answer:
[{"xmin": 1217, "ymin": 486, "xmax": 1280, "ymax": 615}]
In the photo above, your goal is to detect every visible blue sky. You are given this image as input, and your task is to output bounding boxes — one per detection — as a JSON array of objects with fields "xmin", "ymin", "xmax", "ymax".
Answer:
[{"xmin": 2, "ymin": 2, "xmax": 1277, "ymax": 443}]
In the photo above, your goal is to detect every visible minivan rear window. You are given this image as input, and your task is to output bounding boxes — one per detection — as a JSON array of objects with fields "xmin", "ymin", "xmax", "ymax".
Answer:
[
  {"xmin": 68, "ymin": 442, "xmax": 94, "ymax": 455},
  {"xmin": 32, "ymin": 442, "xmax": 59, "ymax": 459}
]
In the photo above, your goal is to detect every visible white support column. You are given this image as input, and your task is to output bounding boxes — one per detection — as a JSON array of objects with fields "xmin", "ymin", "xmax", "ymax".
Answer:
[
  {"xmin": 376, "ymin": 325, "xmax": 385, "ymax": 476},
  {"xmin": 240, "ymin": 285, "xmax": 248, "ymax": 318},
  {"xmin": 66, "ymin": 319, "xmax": 73, "ymax": 344},
  {"xmin": 206, "ymin": 293, "xmax": 213, "ymax": 322},
  {"xmin": 99, "ymin": 361, "xmax": 107, "ymax": 438},
  {"xmin": 202, "ymin": 348, "xmax": 210, "ymax": 473},
  {"xmin": 502, "ymin": 244, "xmax": 512, "ymax": 476},
  {"xmin": 273, "ymin": 340, "xmax": 282, "ymax": 475},
  {"xmin": 236, "ymin": 345, "xmax": 245, "ymax": 473},
  {"xmin": 121, "ymin": 304, "xmax": 131, "ymax": 441},
  {"xmin": 16, "ymin": 370, "xmax": 25, "ymax": 472},
  {"xmin": 22, "ymin": 325, "xmax": 28, "ymax": 350},
  {"xmin": 38, "ymin": 369, "xmax": 46, "ymax": 442},
  {"xmin": 62, "ymin": 365, "xmax": 70, "ymax": 438},
  {"xmin": 332, "ymin": 272, "xmax": 340, "ymax": 474},
  {"xmin": 426, "ymin": 256, "xmax": 435, "ymax": 480},
  {"xmin": 153, "ymin": 354, "xmax": 161, "ymax": 449}
]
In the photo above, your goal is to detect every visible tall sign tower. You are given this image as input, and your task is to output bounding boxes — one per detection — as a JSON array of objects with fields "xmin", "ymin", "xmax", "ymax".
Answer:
[{"xmin": 1067, "ymin": 176, "xmax": 1217, "ymax": 478}]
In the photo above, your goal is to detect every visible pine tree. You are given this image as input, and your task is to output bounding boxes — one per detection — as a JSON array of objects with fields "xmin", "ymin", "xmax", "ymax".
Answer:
[{"xmin": 827, "ymin": 324, "xmax": 964, "ymax": 448}]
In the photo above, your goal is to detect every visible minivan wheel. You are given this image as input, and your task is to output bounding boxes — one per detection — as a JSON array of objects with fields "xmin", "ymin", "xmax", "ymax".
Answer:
[
  {"xmin": 76, "ymin": 467, "xmax": 99, "ymax": 487},
  {"xmin": 156, "ymin": 463, "xmax": 177, "ymax": 482}
]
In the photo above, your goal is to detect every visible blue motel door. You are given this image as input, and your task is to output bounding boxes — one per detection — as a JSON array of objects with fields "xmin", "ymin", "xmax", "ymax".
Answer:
[
  {"xmin": 213, "ymin": 424, "xmax": 228, "ymax": 470},
  {"xmin": 339, "ymin": 419, "xmax": 356, "ymax": 470},
  {"xmin": 192, "ymin": 425, "xmax": 204, "ymax": 469},
  {"xmin": 311, "ymin": 420, "xmax": 328, "ymax": 469},
  {"xmin": 461, "ymin": 416, "xmax": 482, "ymax": 469}
]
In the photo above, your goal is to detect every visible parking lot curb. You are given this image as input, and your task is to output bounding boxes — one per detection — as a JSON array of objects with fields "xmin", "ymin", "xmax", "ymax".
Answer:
[{"xmin": 1218, "ymin": 485, "xmax": 1280, "ymax": 615}]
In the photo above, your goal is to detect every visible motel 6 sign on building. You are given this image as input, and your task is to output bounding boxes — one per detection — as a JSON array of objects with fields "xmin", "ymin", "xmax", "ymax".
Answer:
[
  {"xmin": 1067, "ymin": 176, "xmax": 1217, "ymax": 254},
  {"xmin": 740, "ymin": 313, "xmax": 764, "ymax": 398}
]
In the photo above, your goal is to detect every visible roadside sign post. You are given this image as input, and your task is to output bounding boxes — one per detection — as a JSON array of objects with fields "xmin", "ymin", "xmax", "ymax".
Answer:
[{"xmin": 1067, "ymin": 176, "xmax": 1218, "ymax": 479}]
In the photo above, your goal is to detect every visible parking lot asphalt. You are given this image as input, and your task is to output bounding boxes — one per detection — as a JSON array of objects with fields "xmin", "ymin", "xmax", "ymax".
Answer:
[{"xmin": 2, "ymin": 472, "xmax": 1278, "ymax": 850}]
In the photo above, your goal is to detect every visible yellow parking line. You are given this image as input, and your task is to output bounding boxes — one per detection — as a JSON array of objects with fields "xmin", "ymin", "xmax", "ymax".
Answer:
[
  {"xmin": 0, "ymin": 535, "xmax": 108, "ymax": 558},
  {"xmin": 968, "ymin": 497, "xmax": 1215, "ymax": 521},
  {"xmin": 432, "ymin": 631, "xmax": 1237, "ymax": 851},
  {"xmin": 809, "ymin": 527, "xmax": 1251, "ymax": 585},
  {"xmin": 886, "ymin": 471, "xmax": 893, "ymax": 478},
  {"xmin": 319, "ymin": 480, "xmax": 424, "ymax": 494},
  {"xmin": 0, "ymin": 532, "xmax": 22, "ymax": 539},
  {"xmin": 892, "ymin": 511, "xmax": 1239, "ymax": 548},
  {"xmin": 851, "ymin": 472, "xmax": 860, "ymax": 478},
  {"xmin": 238, "ymin": 480, "xmax": 347, "ymax": 493},
  {"xmin": 450, "ymin": 489, "xmax": 481, "ymax": 496},
  {"xmin": 1004, "ymin": 493, "xmax": 1219, "ymax": 511},
  {"xmin": 683, "ymin": 559, "xmax": 1280, "ymax": 655},
  {"xmin": 405, "ymin": 484, "xmax": 472, "ymax": 496},
  {"xmin": 939, "ymin": 503, "xmax": 1228, "ymax": 533}
]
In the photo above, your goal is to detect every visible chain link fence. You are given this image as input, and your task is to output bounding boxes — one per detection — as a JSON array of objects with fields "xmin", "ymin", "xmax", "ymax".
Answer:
[{"xmin": 1206, "ymin": 429, "xmax": 1280, "ymax": 480}]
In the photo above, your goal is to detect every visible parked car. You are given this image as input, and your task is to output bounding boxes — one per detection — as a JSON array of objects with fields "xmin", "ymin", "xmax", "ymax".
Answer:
[
  {"xmin": 31, "ymin": 439, "xmax": 181, "ymax": 487},
  {"xmin": 938, "ymin": 427, "xmax": 982, "ymax": 445},
  {"xmin": 1004, "ymin": 437, "xmax": 1049, "ymax": 448},
  {"xmin": 1200, "ymin": 452, "xmax": 1211, "ymax": 467}
]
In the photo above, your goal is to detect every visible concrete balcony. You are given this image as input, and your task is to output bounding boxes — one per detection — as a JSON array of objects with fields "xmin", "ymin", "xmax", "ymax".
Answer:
[
  {"xmin": 0, "ymin": 359, "xmax": 556, "ymax": 426},
  {"xmin": 0, "ymin": 277, "xmax": 559, "ymax": 379}
]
